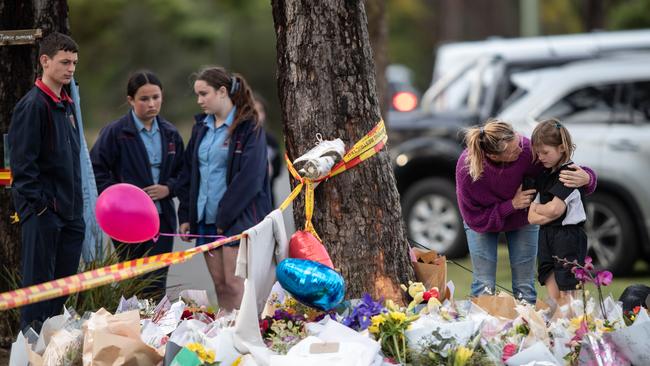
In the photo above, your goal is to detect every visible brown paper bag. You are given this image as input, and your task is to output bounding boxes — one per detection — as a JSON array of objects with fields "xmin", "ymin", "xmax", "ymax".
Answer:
[
  {"xmin": 82, "ymin": 308, "xmax": 162, "ymax": 366},
  {"xmin": 472, "ymin": 293, "xmax": 518, "ymax": 319},
  {"xmin": 411, "ymin": 248, "xmax": 448, "ymax": 300},
  {"xmin": 92, "ymin": 332, "xmax": 162, "ymax": 366}
]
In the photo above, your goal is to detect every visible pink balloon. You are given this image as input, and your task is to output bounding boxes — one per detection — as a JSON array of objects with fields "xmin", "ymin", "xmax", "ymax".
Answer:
[{"xmin": 96, "ymin": 183, "xmax": 159, "ymax": 243}]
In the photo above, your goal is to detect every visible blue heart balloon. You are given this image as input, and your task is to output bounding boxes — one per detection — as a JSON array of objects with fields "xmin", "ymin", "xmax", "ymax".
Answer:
[{"xmin": 276, "ymin": 258, "xmax": 345, "ymax": 311}]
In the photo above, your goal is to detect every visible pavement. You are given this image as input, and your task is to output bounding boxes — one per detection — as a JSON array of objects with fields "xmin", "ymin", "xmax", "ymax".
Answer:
[{"xmin": 165, "ymin": 168, "xmax": 294, "ymax": 304}]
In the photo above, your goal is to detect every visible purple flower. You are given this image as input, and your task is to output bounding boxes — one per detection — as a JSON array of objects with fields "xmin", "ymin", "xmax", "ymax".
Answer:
[
  {"xmin": 584, "ymin": 256, "xmax": 595, "ymax": 271},
  {"xmin": 572, "ymin": 267, "xmax": 590, "ymax": 282},
  {"xmin": 595, "ymin": 271, "xmax": 613, "ymax": 286},
  {"xmin": 341, "ymin": 293, "xmax": 386, "ymax": 331}
]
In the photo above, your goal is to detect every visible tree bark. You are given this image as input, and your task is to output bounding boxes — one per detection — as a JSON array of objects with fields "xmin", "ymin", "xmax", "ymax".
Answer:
[
  {"xmin": 271, "ymin": 0, "xmax": 413, "ymax": 302},
  {"xmin": 0, "ymin": 0, "xmax": 71, "ymax": 345},
  {"xmin": 364, "ymin": 0, "xmax": 388, "ymax": 120}
]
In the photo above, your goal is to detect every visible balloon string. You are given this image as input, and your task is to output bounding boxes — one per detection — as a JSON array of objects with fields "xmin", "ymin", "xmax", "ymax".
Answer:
[{"xmin": 152, "ymin": 232, "xmax": 226, "ymax": 242}]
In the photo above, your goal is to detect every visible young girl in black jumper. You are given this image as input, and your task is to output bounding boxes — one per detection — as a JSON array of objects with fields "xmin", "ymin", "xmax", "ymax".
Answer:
[{"xmin": 528, "ymin": 119, "xmax": 588, "ymax": 303}]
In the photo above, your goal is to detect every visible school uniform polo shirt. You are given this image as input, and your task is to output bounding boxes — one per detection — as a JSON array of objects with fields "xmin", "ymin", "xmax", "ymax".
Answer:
[{"xmin": 197, "ymin": 107, "xmax": 236, "ymax": 224}]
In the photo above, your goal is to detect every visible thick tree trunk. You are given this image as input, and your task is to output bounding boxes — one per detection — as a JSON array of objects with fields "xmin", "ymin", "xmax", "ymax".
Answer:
[
  {"xmin": 364, "ymin": 0, "xmax": 388, "ymax": 119},
  {"xmin": 0, "ymin": 0, "xmax": 71, "ymax": 345},
  {"xmin": 272, "ymin": 0, "xmax": 413, "ymax": 302}
]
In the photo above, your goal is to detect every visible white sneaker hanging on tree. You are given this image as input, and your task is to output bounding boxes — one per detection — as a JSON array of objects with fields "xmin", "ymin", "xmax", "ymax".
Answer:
[{"xmin": 292, "ymin": 136, "xmax": 345, "ymax": 180}]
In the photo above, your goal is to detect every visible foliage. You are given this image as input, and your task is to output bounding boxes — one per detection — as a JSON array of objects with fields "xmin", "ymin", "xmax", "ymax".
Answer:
[
  {"xmin": 409, "ymin": 328, "xmax": 493, "ymax": 366},
  {"xmin": 67, "ymin": 0, "xmax": 281, "ymax": 143},
  {"xmin": 64, "ymin": 245, "xmax": 163, "ymax": 314},
  {"xmin": 607, "ymin": 0, "xmax": 650, "ymax": 30},
  {"xmin": 0, "ymin": 266, "xmax": 21, "ymax": 342}
]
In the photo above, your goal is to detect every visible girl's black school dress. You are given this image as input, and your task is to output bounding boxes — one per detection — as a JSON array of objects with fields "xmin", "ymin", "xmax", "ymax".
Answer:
[{"xmin": 535, "ymin": 162, "xmax": 588, "ymax": 291}]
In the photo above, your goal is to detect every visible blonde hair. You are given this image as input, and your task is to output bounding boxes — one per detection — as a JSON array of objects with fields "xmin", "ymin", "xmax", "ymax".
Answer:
[
  {"xmin": 531, "ymin": 118, "xmax": 575, "ymax": 168},
  {"xmin": 463, "ymin": 119, "xmax": 517, "ymax": 181}
]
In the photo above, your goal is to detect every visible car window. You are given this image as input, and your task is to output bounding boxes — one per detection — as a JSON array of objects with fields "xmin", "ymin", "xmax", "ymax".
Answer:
[
  {"xmin": 539, "ymin": 84, "xmax": 621, "ymax": 125},
  {"xmin": 629, "ymin": 81, "xmax": 650, "ymax": 124}
]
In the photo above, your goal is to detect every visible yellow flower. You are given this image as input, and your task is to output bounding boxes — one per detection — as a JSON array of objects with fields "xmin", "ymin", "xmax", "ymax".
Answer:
[
  {"xmin": 232, "ymin": 356, "xmax": 243, "ymax": 366},
  {"xmin": 368, "ymin": 325, "xmax": 379, "ymax": 334},
  {"xmin": 286, "ymin": 297, "xmax": 297, "ymax": 307},
  {"xmin": 452, "ymin": 346, "xmax": 474, "ymax": 366},
  {"xmin": 371, "ymin": 314, "xmax": 386, "ymax": 326},
  {"xmin": 185, "ymin": 342, "xmax": 216, "ymax": 364},
  {"xmin": 204, "ymin": 349, "xmax": 215, "ymax": 363},
  {"xmin": 186, "ymin": 342, "xmax": 202, "ymax": 353},
  {"xmin": 389, "ymin": 311, "xmax": 406, "ymax": 322}
]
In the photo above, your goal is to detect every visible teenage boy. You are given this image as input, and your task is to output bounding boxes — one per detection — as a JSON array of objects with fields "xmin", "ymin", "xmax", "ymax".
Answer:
[{"xmin": 9, "ymin": 32, "xmax": 85, "ymax": 332}]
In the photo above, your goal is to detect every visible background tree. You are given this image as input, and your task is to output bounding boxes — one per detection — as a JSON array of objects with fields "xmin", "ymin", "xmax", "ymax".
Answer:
[
  {"xmin": 0, "ymin": 0, "xmax": 71, "ymax": 346},
  {"xmin": 272, "ymin": 0, "xmax": 414, "ymax": 300}
]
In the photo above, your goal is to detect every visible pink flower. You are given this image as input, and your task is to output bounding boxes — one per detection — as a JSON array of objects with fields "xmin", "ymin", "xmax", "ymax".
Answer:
[
  {"xmin": 572, "ymin": 267, "xmax": 590, "ymax": 282},
  {"xmin": 501, "ymin": 343, "xmax": 517, "ymax": 362},
  {"xmin": 595, "ymin": 271, "xmax": 613, "ymax": 286}
]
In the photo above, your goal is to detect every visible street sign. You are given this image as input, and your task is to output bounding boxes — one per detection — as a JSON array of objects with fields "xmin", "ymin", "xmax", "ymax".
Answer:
[{"xmin": 0, "ymin": 29, "xmax": 42, "ymax": 46}]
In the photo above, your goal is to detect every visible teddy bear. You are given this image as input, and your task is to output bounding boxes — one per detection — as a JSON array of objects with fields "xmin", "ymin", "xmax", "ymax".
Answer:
[{"xmin": 400, "ymin": 281, "xmax": 441, "ymax": 313}]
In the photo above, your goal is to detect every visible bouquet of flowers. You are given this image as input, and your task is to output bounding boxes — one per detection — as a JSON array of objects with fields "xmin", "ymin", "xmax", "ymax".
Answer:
[
  {"xmin": 259, "ymin": 308, "xmax": 307, "ymax": 354},
  {"xmin": 368, "ymin": 302, "xmax": 419, "ymax": 364},
  {"xmin": 341, "ymin": 293, "xmax": 386, "ymax": 331}
]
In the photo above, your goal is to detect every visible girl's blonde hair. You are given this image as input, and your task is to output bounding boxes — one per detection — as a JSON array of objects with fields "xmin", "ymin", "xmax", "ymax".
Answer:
[
  {"xmin": 463, "ymin": 118, "xmax": 517, "ymax": 181},
  {"xmin": 530, "ymin": 118, "xmax": 575, "ymax": 168}
]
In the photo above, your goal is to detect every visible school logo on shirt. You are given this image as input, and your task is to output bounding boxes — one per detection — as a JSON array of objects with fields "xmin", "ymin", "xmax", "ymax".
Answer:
[
  {"xmin": 67, "ymin": 113, "xmax": 76, "ymax": 129},
  {"xmin": 168, "ymin": 142, "xmax": 176, "ymax": 154}
]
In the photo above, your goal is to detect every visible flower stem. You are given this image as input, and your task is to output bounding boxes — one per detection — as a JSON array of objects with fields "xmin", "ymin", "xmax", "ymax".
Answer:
[
  {"xmin": 597, "ymin": 285, "xmax": 608, "ymax": 322},
  {"xmin": 392, "ymin": 335, "xmax": 402, "ymax": 364}
]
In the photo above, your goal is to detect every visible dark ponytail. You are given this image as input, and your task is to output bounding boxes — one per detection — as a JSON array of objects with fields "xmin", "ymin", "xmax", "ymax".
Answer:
[{"xmin": 194, "ymin": 66, "xmax": 260, "ymax": 135}]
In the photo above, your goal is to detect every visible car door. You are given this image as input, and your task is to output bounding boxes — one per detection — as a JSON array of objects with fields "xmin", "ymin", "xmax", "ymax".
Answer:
[{"xmin": 598, "ymin": 81, "xmax": 650, "ymax": 267}]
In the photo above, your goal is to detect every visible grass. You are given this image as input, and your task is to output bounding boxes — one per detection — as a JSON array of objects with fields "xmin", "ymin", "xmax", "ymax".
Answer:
[{"xmin": 446, "ymin": 244, "xmax": 650, "ymax": 302}]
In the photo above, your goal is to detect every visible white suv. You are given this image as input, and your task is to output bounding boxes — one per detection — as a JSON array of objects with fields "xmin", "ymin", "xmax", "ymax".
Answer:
[{"xmin": 498, "ymin": 54, "xmax": 650, "ymax": 274}]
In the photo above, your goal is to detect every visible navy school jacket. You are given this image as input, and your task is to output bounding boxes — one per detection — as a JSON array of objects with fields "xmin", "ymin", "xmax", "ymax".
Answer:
[
  {"xmin": 90, "ymin": 113, "xmax": 184, "ymax": 231},
  {"xmin": 176, "ymin": 115, "xmax": 272, "ymax": 236},
  {"xmin": 9, "ymin": 83, "xmax": 82, "ymax": 221}
]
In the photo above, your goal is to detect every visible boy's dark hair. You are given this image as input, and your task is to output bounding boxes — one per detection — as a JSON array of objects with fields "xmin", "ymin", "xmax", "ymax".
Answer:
[
  {"xmin": 39, "ymin": 32, "xmax": 78, "ymax": 58},
  {"xmin": 126, "ymin": 70, "xmax": 163, "ymax": 98}
]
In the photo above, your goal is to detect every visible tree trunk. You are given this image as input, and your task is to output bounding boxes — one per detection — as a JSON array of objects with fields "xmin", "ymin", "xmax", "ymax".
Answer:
[
  {"xmin": 0, "ymin": 0, "xmax": 71, "ymax": 345},
  {"xmin": 364, "ymin": 0, "xmax": 388, "ymax": 120},
  {"xmin": 271, "ymin": 0, "xmax": 413, "ymax": 302}
]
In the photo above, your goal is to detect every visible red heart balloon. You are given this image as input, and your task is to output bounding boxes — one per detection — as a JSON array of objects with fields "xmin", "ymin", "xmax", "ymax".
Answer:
[{"xmin": 289, "ymin": 230, "xmax": 334, "ymax": 268}]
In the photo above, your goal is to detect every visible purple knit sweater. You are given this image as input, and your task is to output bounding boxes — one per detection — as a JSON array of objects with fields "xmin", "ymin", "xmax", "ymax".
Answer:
[{"xmin": 455, "ymin": 137, "xmax": 596, "ymax": 233}]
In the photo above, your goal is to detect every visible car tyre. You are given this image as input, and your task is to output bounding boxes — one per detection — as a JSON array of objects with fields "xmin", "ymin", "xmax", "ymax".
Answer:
[
  {"xmin": 401, "ymin": 178, "xmax": 467, "ymax": 258},
  {"xmin": 584, "ymin": 191, "xmax": 637, "ymax": 275}
]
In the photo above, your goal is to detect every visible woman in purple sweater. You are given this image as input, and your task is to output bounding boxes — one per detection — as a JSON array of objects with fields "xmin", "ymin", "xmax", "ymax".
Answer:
[{"xmin": 455, "ymin": 119, "xmax": 596, "ymax": 303}]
